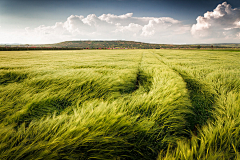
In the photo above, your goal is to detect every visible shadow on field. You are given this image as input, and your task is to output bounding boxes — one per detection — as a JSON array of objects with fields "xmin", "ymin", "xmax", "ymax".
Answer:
[
  {"xmin": 116, "ymin": 69, "xmax": 152, "ymax": 97},
  {"xmin": 0, "ymin": 71, "xmax": 28, "ymax": 85},
  {"xmin": 134, "ymin": 69, "xmax": 152, "ymax": 93},
  {"xmin": 15, "ymin": 98, "xmax": 72, "ymax": 127},
  {"xmin": 173, "ymin": 68, "xmax": 216, "ymax": 132}
]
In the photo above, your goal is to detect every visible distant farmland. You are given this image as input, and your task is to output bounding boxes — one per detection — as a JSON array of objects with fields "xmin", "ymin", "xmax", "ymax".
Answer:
[{"xmin": 0, "ymin": 49, "xmax": 239, "ymax": 159}]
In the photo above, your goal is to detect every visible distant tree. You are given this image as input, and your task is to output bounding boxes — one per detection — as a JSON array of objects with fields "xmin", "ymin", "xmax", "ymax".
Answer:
[{"xmin": 197, "ymin": 45, "xmax": 201, "ymax": 49}]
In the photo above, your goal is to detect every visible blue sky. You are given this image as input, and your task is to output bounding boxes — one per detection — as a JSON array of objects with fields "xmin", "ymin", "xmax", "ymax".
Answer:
[{"xmin": 0, "ymin": 0, "xmax": 240, "ymax": 44}]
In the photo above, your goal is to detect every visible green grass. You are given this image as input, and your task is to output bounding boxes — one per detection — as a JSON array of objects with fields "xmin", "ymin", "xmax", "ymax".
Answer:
[{"xmin": 0, "ymin": 49, "xmax": 239, "ymax": 159}]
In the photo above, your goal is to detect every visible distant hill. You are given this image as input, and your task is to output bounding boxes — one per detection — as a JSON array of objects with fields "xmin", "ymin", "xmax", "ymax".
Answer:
[
  {"xmin": 43, "ymin": 41, "xmax": 240, "ymax": 49},
  {"xmin": 43, "ymin": 41, "xmax": 168, "ymax": 49}
]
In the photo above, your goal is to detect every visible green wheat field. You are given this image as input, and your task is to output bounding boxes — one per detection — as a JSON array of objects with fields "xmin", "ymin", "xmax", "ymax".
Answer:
[{"xmin": 0, "ymin": 49, "xmax": 239, "ymax": 159}]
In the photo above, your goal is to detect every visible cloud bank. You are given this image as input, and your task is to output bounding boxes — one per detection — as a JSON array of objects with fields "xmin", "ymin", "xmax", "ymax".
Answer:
[
  {"xmin": 23, "ymin": 13, "xmax": 191, "ymax": 44},
  {"xmin": 191, "ymin": 2, "xmax": 240, "ymax": 40}
]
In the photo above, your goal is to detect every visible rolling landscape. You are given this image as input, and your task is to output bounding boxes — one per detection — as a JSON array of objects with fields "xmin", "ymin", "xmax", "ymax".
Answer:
[{"xmin": 1, "ymin": 0, "xmax": 240, "ymax": 159}]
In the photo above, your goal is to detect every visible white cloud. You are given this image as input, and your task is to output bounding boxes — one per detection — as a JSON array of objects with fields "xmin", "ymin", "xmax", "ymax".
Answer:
[
  {"xmin": 20, "ymin": 13, "xmax": 191, "ymax": 44},
  {"xmin": 98, "ymin": 13, "xmax": 134, "ymax": 25},
  {"xmin": 191, "ymin": 2, "xmax": 240, "ymax": 40},
  {"xmin": 114, "ymin": 23, "xmax": 142, "ymax": 35},
  {"xmin": 141, "ymin": 18, "xmax": 188, "ymax": 37}
]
